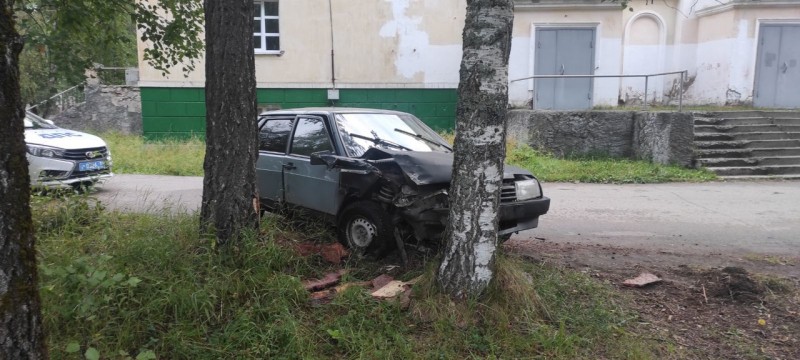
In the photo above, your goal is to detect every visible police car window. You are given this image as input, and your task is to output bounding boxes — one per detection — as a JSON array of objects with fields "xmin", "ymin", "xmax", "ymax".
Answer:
[
  {"xmin": 290, "ymin": 117, "xmax": 333, "ymax": 157},
  {"xmin": 259, "ymin": 118, "xmax": 294, "ymax": 153},
  {"xmin": 24, "ymin": 113, "xmax": 57, "ymax": 130}
]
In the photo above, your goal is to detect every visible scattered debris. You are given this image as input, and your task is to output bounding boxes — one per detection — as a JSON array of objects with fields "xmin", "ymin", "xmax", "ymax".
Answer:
[
  {"xmin": 371, "ymin": 274, "xmax": 394, "ymax": 290},
  {"xmin": 294, "ymin": 243, "xmax": 349, "ymax": 264},
  {"xmin": 622, "ymin": 272, "xmax": 663, "ymax": 287},
  {"xmin": 304, "ymin": 272, "xmax": 419, "ymax": 308},
  {"xmin": 303, "ymin": 269, "xmax": 347, "ymax": 292},
  {"xmin": 371, "ymin": 280, "xmax": 410, "ymax": 298}
]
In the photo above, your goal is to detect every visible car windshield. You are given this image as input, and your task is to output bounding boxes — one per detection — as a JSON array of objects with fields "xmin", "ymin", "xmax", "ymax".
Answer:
[
  {"xmin": 334, "ymin": 113, "xmax": 451, "ymax": 157},
  {"xmin": 24, "ymin": 112, "xmax": 57, "ymax": 130}
]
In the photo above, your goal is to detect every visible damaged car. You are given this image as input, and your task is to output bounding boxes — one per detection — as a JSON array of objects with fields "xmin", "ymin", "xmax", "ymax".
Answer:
[{"xmin": 256, "ymin": 108, "xmax": 550, "ymax": 254}]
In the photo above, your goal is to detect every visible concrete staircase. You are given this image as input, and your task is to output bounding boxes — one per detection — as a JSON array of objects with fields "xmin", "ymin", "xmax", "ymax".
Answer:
[{"xmin": 694, "ymin": 111, "xmax": 800, "ymax": 180}]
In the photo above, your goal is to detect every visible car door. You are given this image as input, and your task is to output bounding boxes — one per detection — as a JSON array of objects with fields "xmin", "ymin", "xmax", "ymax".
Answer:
[
  {"xmin": 284, "ymin": 115, "xmax": 340, "ymax": 215},
  {"xmin": 256, "ymin": 117, "xmax": 295, "ymax": 208}
]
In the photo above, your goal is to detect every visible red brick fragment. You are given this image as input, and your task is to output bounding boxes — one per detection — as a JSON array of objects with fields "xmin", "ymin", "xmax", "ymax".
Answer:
[{"xmin": 371, "ymin": 274, "xmax": 394, "ymax": 291}]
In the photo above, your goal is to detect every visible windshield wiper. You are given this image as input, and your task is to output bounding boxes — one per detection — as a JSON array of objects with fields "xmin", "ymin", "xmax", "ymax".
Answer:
[
  {"xmin": 349, "ymin": 132, "xmax": 413, "ymax": 151},
  {"xmin": 393, "ymin": 128, "xmax": 452, "ymax": 151}
]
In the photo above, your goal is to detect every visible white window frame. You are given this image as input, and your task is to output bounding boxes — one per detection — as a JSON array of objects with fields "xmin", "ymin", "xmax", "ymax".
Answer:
[{"xmin": 254, "ymin": 0, "xmax": 280, "ymax": 54}]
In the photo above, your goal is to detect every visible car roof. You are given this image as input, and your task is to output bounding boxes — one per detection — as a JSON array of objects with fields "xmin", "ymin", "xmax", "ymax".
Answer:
[{"xmin": 259, "ymin": 107, "xmax": 411, "ymax": 117}]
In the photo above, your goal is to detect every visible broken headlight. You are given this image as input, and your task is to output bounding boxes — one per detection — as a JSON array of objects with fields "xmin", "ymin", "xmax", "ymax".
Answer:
[{"xmin": 515, "ymin": 178, "xmax": 541, "ymax": 201}]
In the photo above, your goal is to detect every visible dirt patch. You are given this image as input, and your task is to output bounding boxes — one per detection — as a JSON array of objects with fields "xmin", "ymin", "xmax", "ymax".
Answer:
[{"xmin": 507, "ymin": 240, "xmax": 800, "ymax": 359}]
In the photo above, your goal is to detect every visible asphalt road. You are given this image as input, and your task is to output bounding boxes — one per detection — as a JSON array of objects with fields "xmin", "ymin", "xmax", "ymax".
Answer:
[
  {"xmin": 517, "ymin": 181, "xmax": 800, "ymax": 256},
  {"xmin": 93, "ymin": 175, "xmax": 800, "ymax": 256}
]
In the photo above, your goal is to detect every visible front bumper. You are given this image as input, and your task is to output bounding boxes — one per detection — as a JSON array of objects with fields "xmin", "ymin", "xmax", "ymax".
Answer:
[
  {"xmin": 406, "ymin": 195, "xmax": 551, "ymax": 240},
  {"xmin": 497, "ymin": 196, "xmax": 550, "ymax": 235},
  {"xmin": 28, "ymin": 155, "xmax": 113, "ymax": 188}
]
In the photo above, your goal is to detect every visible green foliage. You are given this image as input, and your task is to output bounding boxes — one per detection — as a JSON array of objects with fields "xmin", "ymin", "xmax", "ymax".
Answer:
[
  {"xmin": 103, "ymin": 132, "xmax": 205, "ymax": 176},
  {"xmin": 15, "ymin": 0, "xmax": 138, "ymax": 105},
  {"xmin": 135, "ymin": 0, "xmax": 204, "ymax": 76},
  {"xmin": 34, "ymin": 197, "xmax": 671, "ymax": 359},
  {"xmin": 15, "ymin": 0, "xmax": 204, "ymax": 106},
  {"xmin": 505, "ymin": 142, "xmax": 717, "ymax": 183}
]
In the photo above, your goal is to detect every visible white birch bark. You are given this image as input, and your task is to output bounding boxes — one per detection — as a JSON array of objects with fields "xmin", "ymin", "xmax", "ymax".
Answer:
[{"xmin": 437, "ymin": 0, "xmax": 514, "ymax": 299}]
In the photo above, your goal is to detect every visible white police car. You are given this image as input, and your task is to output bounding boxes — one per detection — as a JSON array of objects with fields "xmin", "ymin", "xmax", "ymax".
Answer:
[{"xmin": 24, "ymin": 111, "xmax": 112, "ymax": 189}]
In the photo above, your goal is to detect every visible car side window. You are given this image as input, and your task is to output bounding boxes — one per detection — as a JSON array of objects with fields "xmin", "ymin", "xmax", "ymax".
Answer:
[
  {"xmin": 290, "ymin": 117, "xmax": 334, "ymax": 157},
  {"xmin": 259, "ymin": 118, "xmax": 294, "ymax": 153}
]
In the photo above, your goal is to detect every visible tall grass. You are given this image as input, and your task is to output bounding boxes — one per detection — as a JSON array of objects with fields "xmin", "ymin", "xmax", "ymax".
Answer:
[
  {"xmin": 102, "ymin": 132, "xmax": 205, "ymax": 176},
  {"xmin": 35, "ymin": 196, "xmax": 669, "ymax": 359}
]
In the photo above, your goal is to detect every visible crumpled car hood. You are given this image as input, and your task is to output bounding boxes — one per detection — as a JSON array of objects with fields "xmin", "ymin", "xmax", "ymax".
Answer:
[{"xmin": 361, "ymin": 148, "xmax": 532, "ymax": 186}]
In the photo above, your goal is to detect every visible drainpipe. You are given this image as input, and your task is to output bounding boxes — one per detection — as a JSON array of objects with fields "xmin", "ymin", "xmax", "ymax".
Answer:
[{"xmin": 329, "ymin": 0, "xmax": 336, "ymax": 89}]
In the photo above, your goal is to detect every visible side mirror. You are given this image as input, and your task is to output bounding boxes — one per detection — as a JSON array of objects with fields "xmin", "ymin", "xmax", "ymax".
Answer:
[
  {"xmin": 310, "ymin": 151, "xmax": 335, "ymax": 166},
  {"xmin": 44, "ymin": 119, "xmax": 55, "ymax": 125}
]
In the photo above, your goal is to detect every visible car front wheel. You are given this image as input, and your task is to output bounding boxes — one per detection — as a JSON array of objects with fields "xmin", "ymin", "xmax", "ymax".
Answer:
[{"xmin": 338, "ymin": 201, "xmax": 393, "ymax": 256}]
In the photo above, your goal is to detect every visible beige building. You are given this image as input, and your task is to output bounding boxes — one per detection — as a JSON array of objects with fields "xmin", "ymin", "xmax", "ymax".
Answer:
[{"xmin": 137, "ymin": 0, "xmax": 800, "ymax": 137}]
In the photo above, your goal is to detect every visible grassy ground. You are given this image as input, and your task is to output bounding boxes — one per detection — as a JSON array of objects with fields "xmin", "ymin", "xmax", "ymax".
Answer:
[
  {"xmin": 34, "ymin": 195, "xmax": 668, "ymax": 359},
  {"xmin": 439, "ymin": 133, "xmax": 715, "ymax": 184},
  {"xmin": 505, "ymin": 143, "xmax": 716, "ymax": 183},
  {"xmin": 103, "ymin": 133, "xmax": 205, "ymax": 176}
]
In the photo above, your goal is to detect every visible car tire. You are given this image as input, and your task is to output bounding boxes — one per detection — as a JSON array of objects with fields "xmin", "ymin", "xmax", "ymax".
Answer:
[
  {"xmin": 499, "ymin": 233, "xmax": 512, "ymax": 243},
  {"xmin": 338, "ymin": 201, "xmax": 393, "ymax": 256}
]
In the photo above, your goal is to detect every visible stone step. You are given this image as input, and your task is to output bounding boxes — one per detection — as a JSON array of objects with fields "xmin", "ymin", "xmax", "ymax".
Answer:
[
  {"xmin": 707, "ymin": 165, "xmax": 800, "ymax": 177},
  {"xmin": 695, "ymin": 139, "xmax": 800, "ymax": 150},
  {"xmin": 702, "ymin": 111, "xmax": 800, "ymax": 119},
  {"xmin": 718, "ymin": 174, "xmax": 800, "ymax": 181},
  {"xmin": 695, "ymin": 147, "xmax": 800, "ymax": 158},
  {"xmin": 696, "ymin": 156, "xmax": 800, "ymax": 167},
  {"xmin": 694, "ymin": 117, "xmax": 800, "ymax": 126},
  {"xmin": 694, "ymin": 124, "xmax": 800, "ymax": 134},
  {"xmin": 694, "ymin": 132, "xmax": 800, "ymax": 141}
]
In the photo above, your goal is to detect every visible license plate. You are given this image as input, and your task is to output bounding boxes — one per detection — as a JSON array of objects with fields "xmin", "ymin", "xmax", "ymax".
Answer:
[{"xmin": 78, "ymin": 160, "xmax": 106, "ymax": 172}]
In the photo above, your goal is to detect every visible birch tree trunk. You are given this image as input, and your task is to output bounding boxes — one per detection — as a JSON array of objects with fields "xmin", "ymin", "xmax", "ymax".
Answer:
[
  {"xmin": 437, "ymin": 0, "xmax": 514, "ymax": 299},
  {"xmin": 0, "ymin": 1, "xmax": 48, "ymax": 358},
  {"xmin": 200, "ymin": 0, "xmax": 260, "ymax": 244}
]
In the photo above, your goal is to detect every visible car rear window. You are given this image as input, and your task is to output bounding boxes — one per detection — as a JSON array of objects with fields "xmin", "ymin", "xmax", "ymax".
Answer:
[
  {"xmin": 290, "ymin": 117, "xmax": 334, "ymax": 157},
  {"xmin": 259, "ymin": 118, "xmax": 294, "ymax": 153}
]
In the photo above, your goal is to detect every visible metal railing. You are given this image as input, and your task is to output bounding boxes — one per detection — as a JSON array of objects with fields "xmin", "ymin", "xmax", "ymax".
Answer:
[
  {"xmin": 27, "ymin": 83, "xmax": 85, "ymax": 116},
  {"xmin": 511, "ymin": 70, "xmax": 689, "ymax": 112}
]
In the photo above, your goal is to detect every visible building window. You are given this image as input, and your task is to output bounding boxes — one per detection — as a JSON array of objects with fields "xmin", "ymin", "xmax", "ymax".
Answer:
[{"xmin": 253, "ymin": 0, "xmax": 279, "ymax": 53}]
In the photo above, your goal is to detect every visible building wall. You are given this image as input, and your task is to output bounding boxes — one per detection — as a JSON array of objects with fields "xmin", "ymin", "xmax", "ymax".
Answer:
[
  {"xmin": 140, "ymin": 87, "xmax": 457, "ymax": 139},
  {"xmin": 137, "ymin": 0, "xmax": 466, "ymax": 137},
  {"xmin": 688, "ymin": 5, "xmax": 800, "ymax": 105},
  {"xmin": 136, "ymin": 0, "xmax": 800, "ymax": 137},
  {"xmin": 509, "ymin": 4, "xmax": 625, "ymax": 107},
  {"xmin": 137, "ymin": 0, "xmax": 467, "ymax": 87}
]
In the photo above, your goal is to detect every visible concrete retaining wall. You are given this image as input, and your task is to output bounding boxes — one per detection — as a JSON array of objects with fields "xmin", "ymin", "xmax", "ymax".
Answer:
[
  {"xmin": 52, "ymin": 85, "xmax": 142, "ymax": 134},
  {"xmin": 507, "ymin": 110, "xmax": 694, "ymax": 167}
]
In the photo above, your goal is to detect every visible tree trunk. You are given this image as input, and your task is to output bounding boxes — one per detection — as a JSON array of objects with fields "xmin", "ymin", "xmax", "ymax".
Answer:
[
  {"xmin": 200, "ymin": 0, "xmax": 260, "ymax": 244},
  {"xmin": 0, "ymin": 1, "xmax": 48, "ymax": 358},
  {"xmin": 437, "ymin": 0, "xmax": 514, "ymax": 299}
]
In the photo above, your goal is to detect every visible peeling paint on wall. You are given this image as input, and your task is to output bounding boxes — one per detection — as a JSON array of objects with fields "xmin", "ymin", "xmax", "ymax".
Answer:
[{"xmin": 379, "ymin": 0, "xmax": 461, "ymax": 84}]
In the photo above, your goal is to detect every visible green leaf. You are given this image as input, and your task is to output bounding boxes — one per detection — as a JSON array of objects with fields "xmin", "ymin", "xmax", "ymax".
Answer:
[
  {"xmin": 85, "ymin": 347, "xmax": 100, "ymax": 360},
  {"xmin": 127, "ymin": 277, "xmax": 142, "ymax": 287},
  {"xmin": 65, "ymin": 342, "xmax": 80, "ymax": 353},
  {"xmin": 136, "ymin": 350, "xmax": 157, "ymax": 360}
]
